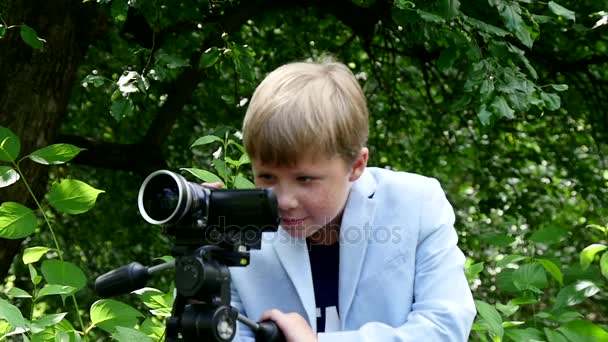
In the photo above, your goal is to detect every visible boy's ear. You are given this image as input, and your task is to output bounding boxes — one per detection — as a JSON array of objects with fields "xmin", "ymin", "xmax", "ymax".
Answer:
[{"xmin": 349, "ymin": 147, "xmax": 369, "ymax": 181}]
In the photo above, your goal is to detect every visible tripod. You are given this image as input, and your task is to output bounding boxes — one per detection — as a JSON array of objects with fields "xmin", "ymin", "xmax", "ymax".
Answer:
[{"xmin": 95, "ymin": 245, "xmax": 285, "ymax": 342}]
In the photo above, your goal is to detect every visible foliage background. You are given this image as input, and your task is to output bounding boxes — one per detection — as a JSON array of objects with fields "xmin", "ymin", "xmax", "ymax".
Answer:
[{"xmin": 1, "ymin": 0, "xmax": 608, "ymax": 340}]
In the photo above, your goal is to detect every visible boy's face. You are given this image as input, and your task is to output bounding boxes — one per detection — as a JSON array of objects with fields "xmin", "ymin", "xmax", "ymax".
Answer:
[{"xmin": 252, "ymin": 148, "xmax": 368, "ymax": 239}]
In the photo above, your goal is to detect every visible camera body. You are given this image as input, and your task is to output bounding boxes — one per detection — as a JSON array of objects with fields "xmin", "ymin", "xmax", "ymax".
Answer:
[{"xmin": 138, "ymin": 170, "xmax": 280, "ymax": 259}]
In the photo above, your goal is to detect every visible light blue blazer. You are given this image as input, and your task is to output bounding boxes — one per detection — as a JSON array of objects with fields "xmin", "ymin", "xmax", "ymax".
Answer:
[{"xmin": 229, "ymin": 167, "xmax": 476, "ymax": 341}]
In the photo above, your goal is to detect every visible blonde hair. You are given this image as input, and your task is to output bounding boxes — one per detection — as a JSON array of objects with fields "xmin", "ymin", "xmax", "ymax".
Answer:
[{"xmin": 242, "ymin": 58, "xmax": 369, "ymax": 166}]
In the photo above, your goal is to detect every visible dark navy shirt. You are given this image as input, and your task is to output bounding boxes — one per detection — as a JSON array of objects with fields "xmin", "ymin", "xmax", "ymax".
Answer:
[{"xmin": 307, "ymin": 240, "xmax": 340, "ymax": 333}]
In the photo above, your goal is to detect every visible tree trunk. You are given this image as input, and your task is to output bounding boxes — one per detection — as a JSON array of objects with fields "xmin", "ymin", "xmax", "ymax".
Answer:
[{"xmin": 0, "ymin": 0, "xmax": 100, "ymax": 279}]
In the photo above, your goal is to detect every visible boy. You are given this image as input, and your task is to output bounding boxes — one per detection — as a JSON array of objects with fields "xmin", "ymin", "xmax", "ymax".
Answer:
[{"xmin": 229, "ymin": 58, "xmax": 476, "ymax": 341}]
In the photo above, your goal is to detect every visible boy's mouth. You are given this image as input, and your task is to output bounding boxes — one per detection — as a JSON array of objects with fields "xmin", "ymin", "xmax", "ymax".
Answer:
[{"xmin": 281, "ymin": 217, "xmax": 306, "ymax": 226}]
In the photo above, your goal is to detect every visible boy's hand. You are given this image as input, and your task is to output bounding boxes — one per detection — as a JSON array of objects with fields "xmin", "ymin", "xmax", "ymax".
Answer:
[{"xmin": 261, "ymin": 309, "xmax": 317, "ymax": 342}]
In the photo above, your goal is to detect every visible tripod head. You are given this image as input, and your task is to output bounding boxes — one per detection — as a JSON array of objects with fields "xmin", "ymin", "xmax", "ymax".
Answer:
[{"xmin": 94, "ymin": 170, "xmax": 286, "ymax": 341}]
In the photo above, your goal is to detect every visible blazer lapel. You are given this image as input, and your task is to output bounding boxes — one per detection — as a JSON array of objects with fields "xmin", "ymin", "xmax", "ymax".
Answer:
[
  {"xmin": 338, "ymin": 169, "xmax": 377, "ymax": 328},
  {"xmin": 273, "ymin": 228, "xmax": 317, "ymax": 331}
]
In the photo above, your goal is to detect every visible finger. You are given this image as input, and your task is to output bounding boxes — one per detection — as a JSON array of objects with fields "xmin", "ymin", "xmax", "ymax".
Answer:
[
  {"xmin": 202, "ymin": 181, "xmax": 224, "ymax": 189},
  {"xmin": 260, "ymin": 309, "xmax": 283, "ymax": 322}
]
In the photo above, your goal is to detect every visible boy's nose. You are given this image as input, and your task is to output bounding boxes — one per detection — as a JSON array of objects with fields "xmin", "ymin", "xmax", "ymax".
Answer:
[{"xmin": 276, "ymin": 188, "xmax": 298, "ymax": 211}]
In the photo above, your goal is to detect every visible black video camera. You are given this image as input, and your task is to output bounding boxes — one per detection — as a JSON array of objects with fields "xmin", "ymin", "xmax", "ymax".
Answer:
[{"xmin": 95, "ymin": 170, "xmax": 285, "ymax": 342}]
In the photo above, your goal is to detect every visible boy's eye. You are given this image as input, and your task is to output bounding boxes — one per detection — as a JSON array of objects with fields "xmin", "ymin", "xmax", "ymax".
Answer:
[
  {"xmin": 297, "ymin": 176, "xmax": 314, "ymax": 183},
  {"xmin": 256, "ymin": 174, "xmax": 274, "ymax": 181}
]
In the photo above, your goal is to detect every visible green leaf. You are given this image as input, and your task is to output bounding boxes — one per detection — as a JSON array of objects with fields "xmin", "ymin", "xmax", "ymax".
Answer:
[
  {"xmin": 541, "ymin": 92, "xmax": 561, "ymax": 110},
  {"xmin": 133, "ymin": 288, "xmax": 172, "ymax": 314},
  {"xmin": 0, "ymin": 127, "xmax": 21, "ymax": 162},
  {"xmin": 23, "ymin": 246, "xmax": 51, "ymax": 264},
  {"xmin": 549, "ymin": 84, "xmax": 568, "ymax": 91},
  {"xmin": 110, "ymin": 97, "xmax": 135, "ymax": 121},
  {"xmin": 496, "ymin": 254, "xmax": 527, "ymax": 268},
  {"xmin": 157, "ymin": 51, "xmax": 190, "ymax": 69},
  {"xmin": 0, "ymin": 166, "xmax": 20, "ymax": 188},
  {"xmin": 554, "ymin": 280, "xmax": 600, "ymax": 309},
  {"xmin": 440, "ymin": 0, "xmax": 460, "ymax": 19},
  {"xmin": 30, "ymin": 313, "xmax": 67, "ymax": 334},
  {"xmin": 20, "ymin": 25, "xmax": 45, "ymax": 49},
  {"xmin": 512, "ymin": 262, "xmax": 547, "ymax": 293},
  {"xmin": 529, "ymin": 226, "xmax": 569, "ymax": 245},
  {"xmin": 28, "ymin": 264, "xmax": 42, "ymax": 285},
  {"xmin": 199, "ymin": 47, "xmax": 221, "ymax": 68},
  {"xmin": 112, "ymin": 326, "xmax": 153, "ymax": 342},
  {"xmin": 417, "ymin": 10, "xmax": 445, "ymax": 23},
  {"xmin": 232, "ymin": 44, "xmax": 256, "ymax": 82},
  {"xmin": 191, "ymin": 135, "xmax": 223, "ymax": 148},
  {"xmin": 83, "ymin": 74, "xmax": 106, "ymax": 87},
  {"xmin": 394, "ymin": 0, "xmax": 415, "ymax": 10},
  {"xmin": 505, "ymin": 328, "xmax": 544, "ymax": 342},
  {"xmin": 548, "ymin": 1, "xmax": 575, "ymax": 21},
  {"xmin": 600, "ymin": 252, "xmax": 608, "ymax": 281},
  {"xmin": 234, "ymin": 174, "xmax": 255, "ymax": 189},
  {"xmin": 477, "ymin": 104, "xmax": 492, "ymax": 125},
  {"xmin": 463, "ymin": 15, "xmax": 509, "ymax": 37},
  {"xmin": 111, "ymin": 0, "xmax": 129, "ymax": 26},
  {"xmin": 28, "ymin": 144, "xmax": 85, "ymax": 165},
  {"xmin": 213, "ymin": 159, "xmax": 229, "ymax": 182},
  {"xmin": 141, "ymin": 318, "xmax": 165, "ymax": 340},
  {"xmin": 0, "ymin": 299, "xmax": 27, "ymax": 328},
  {"xmin": 90, "ymin": 299, "xmax": 143, "ymax": 333},
  {"xmin": 41, "ymin": 259, "xmax": 87, "ymax": 291},
  {"xmin": 545, "ymin": 328, "xmax": 569, "ymax": 342},
  {"xmin": 6, "ymin": 287, "xmax": 32, "ymax": 299},
  {"xmin": 47, "ymin": 179, "xmax": 105, "ymax": 214},
  {"xmin": 180, "ymin": 168, "xmax": 224, "ymax": 185},
  {"xmin": 495, "ymin": 302, "xmax": 519, "ymax": 317},
  {"xmin": 479, "ymin": 233, "xmax": 513, "ymax": 247},
  {"xmin": 37, "ymin": 284, "xmax": 77, "ymax": 299},
  {"xmin": 537, "ymin": 258, "xmax": 563, "ymax": 285},
  {"xmin": 0, "ymin": 202, "xmax": 37, "ymax": 239},
  {"xmin": 0, "ymin": 24, "xmax": 6, "ymax": 38},
  {"xmin": 475, "ymin": 300, "xmax": 504, "ymax": 338},
  {"xmin": 560, "ymin": 320, "xmax": 608, "ymax": 340},
  {"xmin": 580, "ymin": 244, "xmax": 607, "ymax": 270},
  {"xmin": 492, "ymin": 96, "xmax": 515, "ymax": 119},
  {"xmin": 499, "ymin": 2, "xmax": 522, "ymax": 31}
]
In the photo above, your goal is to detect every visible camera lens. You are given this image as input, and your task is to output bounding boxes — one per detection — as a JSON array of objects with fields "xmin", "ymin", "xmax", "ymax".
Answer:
[
  {"xmin": 138, "ymin": 170, "xmax": 193, "ymax": 225},
  {"xmin": 142, "ymin": 173, "xmax": 180, "ymax": 221}
]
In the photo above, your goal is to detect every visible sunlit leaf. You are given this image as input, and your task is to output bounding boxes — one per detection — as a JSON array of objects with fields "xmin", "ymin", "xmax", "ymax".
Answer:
[
  {"xmin": 600, "ymin": 252, "xmax": 608, "ymax": 280},
  {"xmin": 90, "ymin": 299, "xmax": 143, "ymax": 333},
  {"xmin": 22, "ymin": 246, "xmax": 51, "ymax": 264},
  {"xmin": 47, "ymin": 179, "xmax": 105, "ymax": 214},
  {"xmin": 6, "ymin": 287, "xmax": 31, "ymax": 299},
  {"xmin": 0, "ymin": 166, "xmax": 20, "ymax": 188},
  {"xmin": 180, "ymin": 168, "xmax": 223, "ymax": 185},
  {"xmin": 28, "ymin": 144, "xmax": 85, "ymax": 165},
  {"xmin": 580, "ymin": 244, "xmax": 607, "ymax": 270},
  {"xmin": 0, "ymin": 202, "xmax": 37, "ymax": 239},
  {"xmin": 0, "ymin": 127, "xmax": 21, "ymax": 162},
  {"xmin": 37, "ymin": 284, "xmax": 77, "ymax": 299},
  {"xmin": 537, "ymin": 258, "xmax": 563, "ymax": 285},
  {"xmin": 191, "ymin": 135, "xmax": 222, "ymax": 148},
  {"xmin": 554, "ymin": 280, "xmax": 600, "ymax": 309}
]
